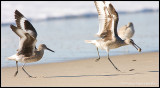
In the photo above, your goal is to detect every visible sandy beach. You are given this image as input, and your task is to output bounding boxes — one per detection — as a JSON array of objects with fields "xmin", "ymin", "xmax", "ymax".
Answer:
[{"xmin": 1, "ymin": 52, "xmax": 159, "ymax": 87}]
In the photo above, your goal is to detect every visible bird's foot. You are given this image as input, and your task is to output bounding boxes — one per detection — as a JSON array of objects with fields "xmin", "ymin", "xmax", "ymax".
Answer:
[
  {"xmin": 28, "ymin": 75, "xmax": 37, "ymax": 78},
  {"xmin": 95, "ymin": 58, "xmax": 100, "ymax": 62},
  {"xmin": 14, "ymin": 71, "xmax": 18, "ymax": 77},
  {"xmin": 115, "ymin": 68, "xmax": 121, "ymax": 72}
]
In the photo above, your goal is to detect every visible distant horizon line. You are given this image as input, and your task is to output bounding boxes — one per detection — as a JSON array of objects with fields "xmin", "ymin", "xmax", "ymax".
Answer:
[{"xmin": 1, "ymin": 8, "xmax": 159, "ymax": 26}]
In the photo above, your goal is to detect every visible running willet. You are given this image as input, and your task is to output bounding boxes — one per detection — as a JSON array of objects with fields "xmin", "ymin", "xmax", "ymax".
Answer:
[
  {"xmin": 7, "ymin": 10, "xmax": 55, "ymax": 78},
  {"xmin": 85, "ymin": 1, "xmax": 141, "ymax": 71}
]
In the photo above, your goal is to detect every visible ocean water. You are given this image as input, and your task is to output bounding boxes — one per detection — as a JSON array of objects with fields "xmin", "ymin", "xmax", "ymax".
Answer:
[
  {"xmin": 1, "ymin": 1, "xmax": 159, "ymax": 24},
  {"xmin": 1, "ymin": 11, "xmax": 159, "ymax": 67}
]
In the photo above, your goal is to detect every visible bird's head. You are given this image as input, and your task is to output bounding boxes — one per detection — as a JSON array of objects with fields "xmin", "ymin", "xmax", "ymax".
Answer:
[{"xmin": 39, "ymin": 44, "xmax": 55, "ymax": 52}]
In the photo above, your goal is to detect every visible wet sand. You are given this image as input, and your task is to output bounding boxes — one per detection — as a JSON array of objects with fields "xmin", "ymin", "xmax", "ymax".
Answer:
[{"xmin": 1, "ymin": 52, "xmax": 159, "ymax": 87}]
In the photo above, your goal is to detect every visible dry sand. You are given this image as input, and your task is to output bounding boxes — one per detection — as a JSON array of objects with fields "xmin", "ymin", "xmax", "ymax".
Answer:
[{"xmin": 1, "ymin": 52, "xmax": 159, "ymax": 87}]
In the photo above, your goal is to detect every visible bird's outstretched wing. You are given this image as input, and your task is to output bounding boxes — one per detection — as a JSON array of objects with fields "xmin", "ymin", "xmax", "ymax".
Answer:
[
  {"xmin": 118, "ymin": 25, "xmax": 127, "ymax": 40},
  {"xmin": 118, "ymin": 22, "xmax": 134, "ymax": 40},
  {"xmin": 10, "ymin": 25, "xmax": 36, "ymax": 57},
  {"xmin": 15, "ymin": 10, "xmax": 37, "ymax": 38},
  {"xmin": 94, "ymin": 1, "xmax": 119, "ymax": 40}
]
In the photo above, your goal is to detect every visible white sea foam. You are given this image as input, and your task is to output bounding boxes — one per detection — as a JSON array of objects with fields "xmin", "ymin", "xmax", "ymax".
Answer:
[{"xmin": 1, "ymin": 1, "xmax": 159, "ymax": 24}]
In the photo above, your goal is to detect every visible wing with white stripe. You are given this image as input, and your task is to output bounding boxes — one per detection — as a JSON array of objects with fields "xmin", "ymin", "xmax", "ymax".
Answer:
[
  {"xmin": 14, "ymin": 10, "xmax": 37, "ymax": 38},
  {"xmin": 10, "ymin": 24, "xmax": 36, "ymax": 57}
]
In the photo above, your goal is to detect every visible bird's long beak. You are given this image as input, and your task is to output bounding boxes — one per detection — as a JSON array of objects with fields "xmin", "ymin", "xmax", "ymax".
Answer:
[
  {"xmin": 46, "ymin": 47, "xmax": 55, "ymax": 53},
  {"xmin": 131, "ymin": 42, "xmax": 141, "ymax": 52}
]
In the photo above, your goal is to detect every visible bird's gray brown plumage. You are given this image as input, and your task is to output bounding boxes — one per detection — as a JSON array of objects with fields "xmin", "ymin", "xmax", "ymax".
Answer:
[
  {"xmin": 85, "ymin": 1, "xmax": 141, "ymax": 71},
  {"xmin": 10, "ymin": 24, "xmax": 35, "ymax": 56},
  {"xmin": 118, "ymin": 22, "xmax": 135, "ymax": 40},
  {"xmin": 7, "ymin": 10, "xmax": 55, "ymax": 78}
]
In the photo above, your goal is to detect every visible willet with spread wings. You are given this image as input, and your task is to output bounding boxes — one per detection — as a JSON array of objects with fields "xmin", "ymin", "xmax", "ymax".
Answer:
[
  {"xmin": 7, "ymin": 10, "xmax": 55, "ymax": 78},
  {"xmin": 85, "ymin": 1, "xmax": 141, "ymax": 71}
]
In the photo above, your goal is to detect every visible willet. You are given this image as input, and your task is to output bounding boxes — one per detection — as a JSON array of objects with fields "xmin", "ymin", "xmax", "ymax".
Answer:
[
  {"xmin": 7, "ymin": 10, "xmax": 55, "ymax": 78},
  {"xmin": 85, "ymin": 1, "xmax": 141, "ymax": 71}
]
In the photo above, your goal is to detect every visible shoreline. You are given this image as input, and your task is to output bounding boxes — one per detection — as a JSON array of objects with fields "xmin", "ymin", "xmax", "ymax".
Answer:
[
  {"xmin": 2, "ymin": 50, "xmax": 159, "ymax": 68},
  {"xmin": 1, "ymin": 52, "xmax": 159, "ymax": 87}
]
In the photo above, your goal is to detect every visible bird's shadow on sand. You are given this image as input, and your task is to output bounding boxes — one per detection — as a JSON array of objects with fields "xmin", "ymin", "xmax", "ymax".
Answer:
[
  {"xmin": 148, "ymin": 71, "xmax": 159, "ymax": 72},
  {"xmin": 43, "ymin": 73, "xmax": 143, "ymax": 78}
]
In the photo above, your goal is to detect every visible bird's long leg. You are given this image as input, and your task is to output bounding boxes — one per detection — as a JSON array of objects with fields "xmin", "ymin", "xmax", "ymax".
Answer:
[
  {"xmin": 107, "ymin": 51, "xmax": 121, "ymax": 71},
  {"xmin": 14, "ymin": 61, "xmax": 18, "ymax": 77},
  {"xmin": 22, "ymin": 63, "xmax": 36, "ymax": 78},
  {"xmin": 95, "ymin": 47, "xmax": 101, "ymax": 62}
]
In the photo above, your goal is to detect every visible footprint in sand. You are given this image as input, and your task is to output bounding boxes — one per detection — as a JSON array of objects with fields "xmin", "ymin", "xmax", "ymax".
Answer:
[{"xmin": 129, "ymin": 69, "xmax": 135, "ymax": 71}]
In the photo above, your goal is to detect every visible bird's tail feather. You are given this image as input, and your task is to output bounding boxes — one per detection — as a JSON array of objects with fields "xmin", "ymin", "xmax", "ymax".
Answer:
[
  {"xmin": 85, "ymin": 40, "xmax": 96, "ymax": 44},
  {"xmin": 6, "ymin": 54, "xmax": 18, "ymax": 61}
]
